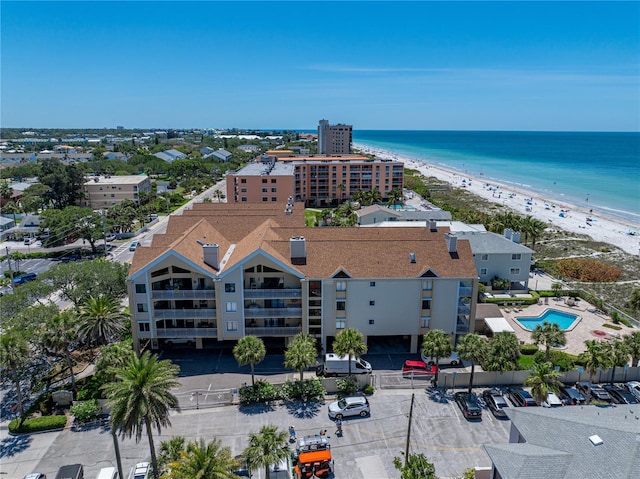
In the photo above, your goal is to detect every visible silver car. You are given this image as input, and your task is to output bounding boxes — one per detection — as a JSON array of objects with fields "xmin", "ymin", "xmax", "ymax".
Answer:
[{"xmin": 328, "ymin": 396, "xmax": 370, "ymax": 419}]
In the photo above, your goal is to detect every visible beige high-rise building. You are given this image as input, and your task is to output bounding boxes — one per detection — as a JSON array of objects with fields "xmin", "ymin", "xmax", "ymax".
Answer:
[
  {"xmin": 318, "ymin": 119, "xmax": 352, "ymax": 155},
  {"xmin": 81, "ymin": 175, "xmax": 151, "ymax": 209}
]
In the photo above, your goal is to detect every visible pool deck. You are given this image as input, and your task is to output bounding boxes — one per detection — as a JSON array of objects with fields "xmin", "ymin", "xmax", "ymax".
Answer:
[{"xmin": 500, "ymin": 298, "xmax": 638, "ymax": 356}]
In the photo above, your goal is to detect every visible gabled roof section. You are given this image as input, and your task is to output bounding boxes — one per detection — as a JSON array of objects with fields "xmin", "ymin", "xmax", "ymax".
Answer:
[
  {"xmin": 420, "ymin": 269, "xmax": 439, "ymax": 278},
  {"xmin": 331, "ymin": 269, "xmax": 351, "ymax": 278},
  {"xmin": 355, "ymin": 204, "xmax": 401, "ymax": 218}
]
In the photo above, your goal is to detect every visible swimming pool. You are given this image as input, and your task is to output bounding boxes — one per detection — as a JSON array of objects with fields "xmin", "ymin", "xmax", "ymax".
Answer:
[
  {"xmin": 514, "ymin": 309, "xmax": 580, "ymax": 331},
  {"xmin": 389, "ymin": 204, "xmax": 416, "ymax": 211}
]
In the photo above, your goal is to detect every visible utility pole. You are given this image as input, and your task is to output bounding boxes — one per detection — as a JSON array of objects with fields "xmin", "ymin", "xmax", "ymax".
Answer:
[
  {"xmin": 5, "ymin": 246, "xmax": 15, "ymax": 287},
  {"xmin": 404, "ymin": 393, "xmax": 415, "ymax": 466},
  {"xmin": 101, "ymin": 210, "xmax": 108, "ymax": 256}
]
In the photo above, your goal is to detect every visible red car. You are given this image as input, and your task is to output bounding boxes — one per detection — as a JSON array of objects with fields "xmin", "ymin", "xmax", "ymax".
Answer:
[{"xmin": 402, "ymin": 360, "xmax": 437, "ymax": 378}]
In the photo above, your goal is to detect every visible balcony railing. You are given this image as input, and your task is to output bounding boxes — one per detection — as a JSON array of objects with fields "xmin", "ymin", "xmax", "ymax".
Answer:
[
  {"xmin": 151, "ymin": 289, "xmax": 215, "ymax": 300},
  {"xmin": 244, "ymin": 307, "xmax": 302, "ymax": 318},
  {"xmin": 155, "ymin": 327, "xmax": 218, "ymax": 338},
  {"xmin": 245, "ymin": 326, "xmax": 302, "ymax": 337},
  {"xmin": 243, "ymin": 288, "xmax": 302, "ymax": 299},
  {"xmin": 153, "ymin": 308, "xmax": 216, "ymax": 319}
]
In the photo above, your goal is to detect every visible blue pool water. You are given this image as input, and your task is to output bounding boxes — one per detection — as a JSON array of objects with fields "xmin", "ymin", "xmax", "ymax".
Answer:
[
  {"xmin": 514, "ymin": 309, "xmax": 579, "ymax": 331},
  {"xmin": 390, "ymin": 204, "xmax": 415, "ymax": 211}
]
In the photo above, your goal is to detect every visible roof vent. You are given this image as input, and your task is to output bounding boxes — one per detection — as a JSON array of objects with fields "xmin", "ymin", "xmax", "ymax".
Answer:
[
  {"xmin": 197, "ymin": 240, "xmax": 219, "ymax": 270},
  {"xmin": 409, "ymin": 253, "xmax": 416, "ymax": 263},
  {"xmin": 446, "ymin": 233, "xmax": 458, "ymax": 253},
  {"xmin": 428, "ymin": 219, "xmax": 437, "ymax": 232},
  {"xmin": 290, "ymin": 236, "xmax": 307, "ymax": 265},
  {"xmin": 589, "ymin": 435, "xmax": 603, "ymax": 446}
]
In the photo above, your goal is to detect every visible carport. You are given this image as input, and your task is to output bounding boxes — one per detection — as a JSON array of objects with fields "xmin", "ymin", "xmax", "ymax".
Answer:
[{"xmin": 484, "ymin": 317, "xmax": 515, "ymax": 334}]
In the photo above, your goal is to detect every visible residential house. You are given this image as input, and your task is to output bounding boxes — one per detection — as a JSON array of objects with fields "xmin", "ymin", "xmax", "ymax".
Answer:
[
  {"xmin": 153, "ymin": 149, "xmax": 187, "ymax": 163},
  {"xmin": 210, "ymin": 148, "xmax": 232, "ymax": 162},
  {"xmin": 356, "ymin": 205, "xmax": 453, "ymax": 226},
  {"xmin": 127, "ymin": 202, "xmax": 478, "ymax": 353}
]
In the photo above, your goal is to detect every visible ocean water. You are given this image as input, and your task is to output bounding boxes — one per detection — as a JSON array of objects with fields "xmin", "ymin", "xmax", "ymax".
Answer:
[{"xmin": 351, "ymin": 131, "xmax": 640, "ymax": 225}]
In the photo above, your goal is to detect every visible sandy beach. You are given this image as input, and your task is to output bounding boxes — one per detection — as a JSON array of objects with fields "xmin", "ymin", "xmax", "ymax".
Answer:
[{"xmin": 354, "ymin": 143, "xmax": 640, "ymax": 256}]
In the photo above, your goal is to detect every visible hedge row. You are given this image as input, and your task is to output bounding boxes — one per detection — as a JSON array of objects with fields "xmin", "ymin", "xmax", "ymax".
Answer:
[{"xmin": 9, "ymin": 415, "xmax": 68, "ymax": 434}]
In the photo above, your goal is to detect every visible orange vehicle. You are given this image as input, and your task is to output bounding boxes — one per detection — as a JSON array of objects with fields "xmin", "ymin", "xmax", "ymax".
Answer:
[{"xmin": 293, "ymin": 449, "xmax": 333, "ymax": 479}]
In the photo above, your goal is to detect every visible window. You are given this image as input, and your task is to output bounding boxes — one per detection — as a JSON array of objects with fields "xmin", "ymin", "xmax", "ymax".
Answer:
[
  {"xmin": 225, "ymin": 302, "xmax": 238, "ymax": 312},
  {"xmin": 225, "ymin": 283, "xmax": 236, "ymax": 293},
  {"xmin": 241, "ymin": 197, "xmax": 247, "ymax": 202},
  {"xmin": 422, "ymin": 280, "xmax": 432, "ymax": 291},
  {"xmin": 336, "ymin": 281, "xmax": 346, "ymax": 291},
  {"xmin": 369, "ymin": 300, "xmax": 375, "ymax": 306},
  {"xmin": 135, "ymin": 284, "xmax": 146, "ymax": 293},
  {"xmin": 151, "ymin": 267, "xmax": 169, "ymax": 278},
  {"xmin": 262, "ymin": 187, "xmax": 268, "ymax": 193},
  {"xmin": 226, "ymin": 321, "xmax": 238, "ymax": 331},
  {"xmin": 271, "ymin": 197, "xmax": 277, "ymax": 202},
  {"xmin": 512, "ymin": 253, "xmax": 522, "ymax": 260},
  {"xmin": 271, "ymin": 178, "xmax": 277, "ymax": 183},
  {"xmin": 370, "ymin": 281, "xmax": 376, "ymax": 287},
  {"xmin": 420, "ymin": 316, "xmax": 430, "ymax": 328},
  {"xmin": 336, "ymin": 300, "xmax": 346, "ymax": 311},
  {"xmin": 137, "ymin": 303, "xmax": 148, "ymax": 313},
  {"xmin": 138, "ymin": 322, "xmax": 150, "ymax": 332},
  {"xmin": 262, "ymin": 178, "xmax": 268, "ymax": 183},
  {"xmin": 271, "ymin": 187, "xmax": 277, "ymax": 192},
  {"xmin": 510, "ymin": 268, "xmax": 520, "ymax": 275},
  {"xmin": 262, "ymin": 197, "xmax": 268, "ymax": 202},
  {"xmin": 336, "ymin": 319, "xmax": 346, "ymax": 329},
  {"xmin": 241, "ymin": 179, "xmax": 247, "ymax": 184},
  {"xmin": 422, "ymin": 299, "xmax": 432, "ymax": 310},
  {"xmin": 241, "ymin": 187, "xmax": 247, "ymax": 193},
  {"xmin": 480, "ymin": 268, "xmax": 488, "ymax": 275},
  {"xmin": 481, "ymin": 254, "xmax": 489, "ymax": 261},
  {"xmin": 368, "ymin": 319, "xmax": 375, "ymax": 325}
]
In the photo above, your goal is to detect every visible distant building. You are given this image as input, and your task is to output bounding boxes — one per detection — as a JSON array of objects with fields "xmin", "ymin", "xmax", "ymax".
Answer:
[
  {"xmin": 318, "ymin": 120, "xmax": 352, "ymax": 155},
  {"xmin": 200, "ymin": 147, "xmax": 215, "ymax": 156},
  {"xmin": 153, "ymin": 149, "xmax": 187, "ymax": 163},
  {"xmin": 80, "ymin": 175, "xmax": 151, "ymax": 209},
  {"xmin": 237, "ymin": 144, "xmax": 261, "ymax": 153},
  {"xmin": 210, "ymin": 148, "xmax": 233, "ymax": 162}
]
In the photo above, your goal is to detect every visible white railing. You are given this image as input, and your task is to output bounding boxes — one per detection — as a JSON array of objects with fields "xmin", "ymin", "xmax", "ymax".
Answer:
[{"xmin": 154, "ymin": 308, "xmax": 216, "ymax": 319}]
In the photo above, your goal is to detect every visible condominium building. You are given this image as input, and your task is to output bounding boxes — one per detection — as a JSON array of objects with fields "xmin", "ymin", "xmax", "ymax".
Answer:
[
  {"xmin": 318, "ymin": 119, "xmax": 352, "ymax": 155},
  {"xmin": 227, "ymin": 154, "xmax": 404, "ymax": 206},
  {"xmin": 80, "ymin": 175, "xmax": 151, "ymax": 209},
  {"xmin": 127, "ymin": 202, "xmax": 478, "ymax": 354}
]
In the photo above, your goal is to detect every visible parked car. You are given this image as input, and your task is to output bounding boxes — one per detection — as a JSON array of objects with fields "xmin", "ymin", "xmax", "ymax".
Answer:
[
  {"xmin": 420, "ymin": 351, "xmax": 460, "ymax": 367},
  {"xmin": 129, "ymin": 241, "xmax": 139, "ymax": 252},
  {"xmin": 542, "ymin": 391, "xmax": 563, "ymax": 408},
  {"xmin": 55, "ymin": 464, "xmax": 83, "ymax": 479},
  {"xmin": 128, "ymin": 462, "xmax": 150, "ymax": 479},
  {"xmin": 576, "ymin": 381, "xmax": 612, "ymax": 402},
  {"xmin": 328, "ymin": 396, "xmax": 370, "ymax": 420},
  {"xmin": 482, "ymin": 389, "xmax": 509, "ymax": 418},
  {"xmin": 402, "ymin": 360, "xmax": 437, "ymax": 378},
  {"xmin": 24, "ymin": 474, "xmax": 47, "ymax": 479},
  {"xmin": 507, "ymin": 387, "xmax": 538, "ymax": 407},
  {"xmin": 558, "ymin": 385, "xmax": 586, "ymax": 405},
  {"xmin": 13, "ymin": 272, "xmax": 37, "ymax": 285},
  {"xmin": 626, "ymin": 381, "xmax": 640, "ymax": 401},
  {"xmin": 454, "ymin": 392, "xmax": 482, "ymax": 419},
  {"xmin": 105, "ymin": 233, "xmax": 117, "ymax": 242},
  {"xmin": 603, "ymin": 384, "xmax": 639, "ymax": 404}
]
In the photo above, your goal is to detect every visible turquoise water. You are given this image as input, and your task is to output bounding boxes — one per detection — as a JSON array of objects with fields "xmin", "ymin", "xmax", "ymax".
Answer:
[
  {"xmin": 514, "ymin": 309, "xmax": 579, "ymax": 331},
  {"xmin": 350, "ymin": 130, "xmax": 640, "ymax": 224},
  {"xmin": 389, "ymin": 204, "xmax": 415, "ymax": 211}
]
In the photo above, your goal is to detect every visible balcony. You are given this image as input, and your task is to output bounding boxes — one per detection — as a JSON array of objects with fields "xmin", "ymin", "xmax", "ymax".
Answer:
[
  {"xmin": 243, "ymin": 288, "xmax": 302, "ymax": 299},
  {"xmin": 155, "ymin": 327, "xmax": 218, "ymax": 338},
  {"xmin": 245, "ymin": 326, "xmax": 302, "ymax": 337},
  {"xmin": 244, "ymin": 306, "xmax": 302, "ymax": 318},
  {"xmin": 151, "ymin": 289, "xmax": 215, "ymax": 300},
  {"xmin": 154, "ymin": 308, "xmax": 216, "ymax": 319}
]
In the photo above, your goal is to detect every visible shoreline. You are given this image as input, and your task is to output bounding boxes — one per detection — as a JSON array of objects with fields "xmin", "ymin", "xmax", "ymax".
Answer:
[{"xmin": 354, "ymin": 142, "xmax": 640, "ymax": 256}]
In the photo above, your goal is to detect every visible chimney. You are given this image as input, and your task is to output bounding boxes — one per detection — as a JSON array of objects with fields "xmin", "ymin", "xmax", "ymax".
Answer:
[
  {"xmin": 504, "ymin": 228, "xmax": 513, "ymax": 240},
  {"xmin": 197, "ymin": 240, "xmax": 219, "ymax": 269},
  {"xmin": 428, "ymin": 219, "xmax": 437, "ymax": 232},
  {"xmin": 511, "ymin": 231, "xmax": 521, "ymax": 244},
  {"xmin": 446, "ymin": 233, "xmax": 458, "ymax": 253},
  {"xmin": 290, "ymin": 236, "xmax": 307, "ymax": 265}
]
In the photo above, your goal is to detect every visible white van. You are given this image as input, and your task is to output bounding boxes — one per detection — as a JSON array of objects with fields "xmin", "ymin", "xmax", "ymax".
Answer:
[
  {"xmin": 317, "ymin": 353, "xmax": 372, "ymax": 377},
  {"xmin": 24, "ymin": 237, "xmax": 37, "ymax": 245},
  {"xmin": 96, "ymin": 467, "xmax": 118, "ymax": 479}
]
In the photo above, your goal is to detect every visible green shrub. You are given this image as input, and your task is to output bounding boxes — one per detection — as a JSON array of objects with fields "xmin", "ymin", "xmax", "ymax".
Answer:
[
  {"xmin": 533, "ymin": 350, "xmax": 579, "ymax": 371},
  {"xmin": 24, "ymin": 392, "xmax": 53, "ymax": 417},
  {"xmin": 517, "ymin": 355, "xmax": 535, "ymax": 370},
  {"xmin": 9, "ymin": 415, "xmax": 67, "ymax": 433},
  {"xmin": 238, "ymin": 380, "xmax": 279, "ymax": 404},
  {"xmin": 70, "ymin": 399, "xmax": 99, "ymax": 423},
  {"xmin": 520, "ymin": 344, "xmax": 540, "ymax": 355},
  {"xmin": 336, "ymin": 376, "xmax": 358, "ymax": 396},
  {"xmin": 77, "ymin": 376, "xmax": 104, "ymax": 400},
  {"xmin": 602, "ymin": 323, "xmax": 623, "ymax": 331},
  {"xmin": 279, "ymin": 378, "xmax": 325, "ymax": 401},
  {"xmin": 362, "ymin": 384, "xmax": 374, "ymax": 395}
]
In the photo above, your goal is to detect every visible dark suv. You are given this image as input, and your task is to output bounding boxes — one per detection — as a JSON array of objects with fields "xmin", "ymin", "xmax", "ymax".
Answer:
[
  {"xmin": 454, "ymin": 392, "xmax": 482, "ymax": 419},
  {"xmin": 558, "ymin": 385, "xmax": 586, "ymax": 405},
  {"xmin": 507, "ymin": 387, "xmax": 538, "ymax": 407}
]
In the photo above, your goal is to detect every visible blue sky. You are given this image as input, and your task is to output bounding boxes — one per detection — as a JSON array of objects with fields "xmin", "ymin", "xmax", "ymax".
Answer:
[{"xmin": 2, "ymin": 1, "xmax": 639, "ymax": 131}]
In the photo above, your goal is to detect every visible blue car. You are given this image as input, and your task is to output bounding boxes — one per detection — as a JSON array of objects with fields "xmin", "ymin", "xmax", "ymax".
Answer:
[{"xmin": 13, "ymin": 272, "xmax": 37, "ymax": 285}]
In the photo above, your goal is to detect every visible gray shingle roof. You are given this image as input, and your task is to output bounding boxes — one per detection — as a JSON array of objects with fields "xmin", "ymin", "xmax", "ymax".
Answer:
[{"xmin": 455, "ymin": 230, "xmax": 533, "ymax": 254}]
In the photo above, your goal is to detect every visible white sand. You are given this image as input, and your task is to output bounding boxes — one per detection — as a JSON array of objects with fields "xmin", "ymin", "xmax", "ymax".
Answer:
[{"xmin": 354, "ymin": 143, "xmax": 640, "ymax": 256}]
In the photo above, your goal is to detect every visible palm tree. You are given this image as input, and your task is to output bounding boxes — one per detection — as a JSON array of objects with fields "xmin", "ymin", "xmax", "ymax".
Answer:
[
  {"xmin": 531, "ymin": 321, "xmax": 566, "ymax": 362},
  {"xmin": 158, "ymin": 436, "xmax": 186, "ymax": 476},
  {"xmin": 457, "ymin": 334, "xmax": 488, "ymax": 394},
  {"xmin": 336, "ymin": 182, "xmax": 345, "ymax": 200},
  {"xmin": 551, "ymin": 282, "xmax": 563, "ymax": 297},
  {"xmin": 333, "ymin": 328, "xmax": 368, "ymax": 377},
  {"xmin": 604, "ymin": 339, "xmax": 629, "ymax": 384},
  {"xmin": 244, "ymin": 425, "xmax": 290, "ymax": 479},
  {"xmin": 284, "ymin": 333, "xmax": 317, "ymax": 381},
  {"xmin": 233, "ymin": 336, "xmax": 266, "ymax": 386},
  {"xmin": 484, "ymin": 332, "xmax": 521, "ymax": 373},
  {"xmin": 421, "ymin": 330, "xmax": 452, "ymax": 387},
  {"xmin": 582, "ymin": 340, "xmax": 606, "ymax": 385},
  {"xmin": 528, "ymin": 218, "xmax": 548, "ymax": 250},
  {"xmin": 77, "ymin": 295, "xmax": 127, "ymax": 347},
  {"xmin": 624, "ymin": 331, "xmax": 640, "ymax": 367},
  {"xmin": 102, "ymin": 351, "xmax": 180, "ymax": 479},
  {"xmin": 2, "ymin": 200, "xmax": 20, "ymax": 223},
  {"xmin": 166, "ymin": 438, "xmax": 239, "ymax": 479},
  {"xmin": 213, "ymin": 189, "xmax": 225, "ymax": 203},
  {"xmin": 0, "ymin": 330, "xmax": 29, "ymax": 416},
  {"xmin": 0, "ymin": 180, "xmax": 13, "ymax": 203},
  {"xmin": 40, "ymin": 310, "xmax": 79, "ymax": 392},
  {"xmin": 524, "ymin": 361, "xmax": 562, "ymax": 404},
  {"xmin": 386, "ymin": 188, "xmax": 404, "ymax": 208}
]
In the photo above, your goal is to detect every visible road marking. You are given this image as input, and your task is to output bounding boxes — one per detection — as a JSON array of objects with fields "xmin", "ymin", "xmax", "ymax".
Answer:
[{"xmin": 355, "ymin": 456, "xmax": 388, "ymax": 479}]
